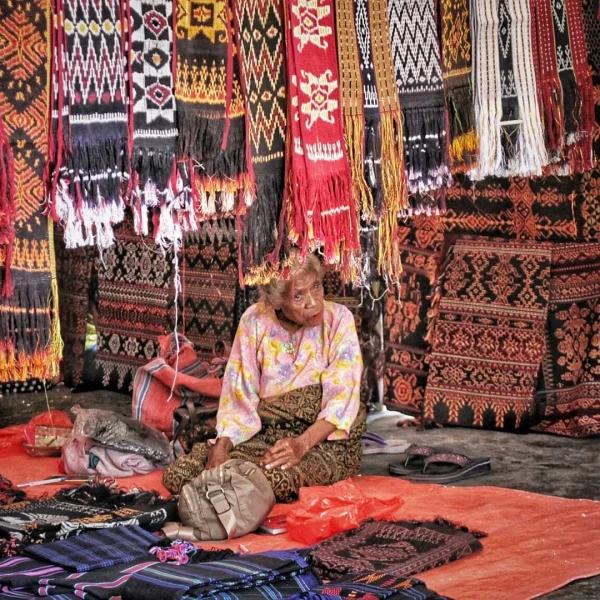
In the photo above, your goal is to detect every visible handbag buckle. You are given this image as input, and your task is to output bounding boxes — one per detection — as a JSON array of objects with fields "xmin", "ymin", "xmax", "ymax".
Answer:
[{"xmin": 206, "ymin": 486, "xmax": 225, "ymax": 501}]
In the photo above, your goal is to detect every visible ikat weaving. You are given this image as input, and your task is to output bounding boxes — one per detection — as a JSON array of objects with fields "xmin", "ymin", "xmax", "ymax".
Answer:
[
  {"xmin": 388, "ymin": 0, "xmax": 451, "ymax": 201},
  {"xmin": 0, "ymin": 0, "xmax": 61, "ymax": 382},
  {"xmin": 285, "ymin": 0, "xmax": 360, "ymax": 272},
  {"xmin": 424, "ymin": 237, "xmax": 552, "ymax": 431},
  {"xmin": 48, "ymin": 0, "xmax": 129, "ymax": 249}
]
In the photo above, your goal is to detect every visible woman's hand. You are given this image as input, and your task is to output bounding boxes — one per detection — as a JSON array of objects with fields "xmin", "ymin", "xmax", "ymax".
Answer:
[
  {"xmin": 261, "ymin": 436, "xmax": 309, "ymax": 471},
  {"xmin": 206, "ymin": 437, "xmax": 233, "ymax": 470}
]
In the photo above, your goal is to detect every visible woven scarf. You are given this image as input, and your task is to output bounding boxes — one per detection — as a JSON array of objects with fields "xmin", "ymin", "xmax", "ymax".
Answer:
[
  {"xmin": 285, "ymin": 0, "xmax": 360, "ymax": 269},
  {"xmin": 388, "ymin": 0, "xmax": 451, "ymax": 199},
  {"xmin": 471, "ymin": 0, "xmax": 548, "ymax": 178},
  {"xmin": 369, "ymin": 0, "xmax": 406, "ymax": 277},
  {"xmin": 583, "ymin": 0, "xmax": 600, "ymax": 74},
  {"xmin": 0, "ymin": 121, "xmax": 16, "ymax": 297},
  {"xmin": 175, "ymin": 0, "xmax": 249, "ymax": 218},
  {"xmin": 129, "ymin": 0, "xmax": 183, "ymax": 244},
  {"xmin": 440, "ymin": 0, "xmax": 478, "ymax": 170},
  {"xmin": 48, "ymin": 0, "xmax": 129, "ymax": 249},
  {"xmin": 232, "ymin": 0, "xmax": 287, "ymax": 284}
]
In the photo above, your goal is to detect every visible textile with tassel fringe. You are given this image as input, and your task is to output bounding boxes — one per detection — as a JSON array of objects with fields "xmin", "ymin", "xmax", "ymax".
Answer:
[
  {"xmin": 0, "ymin": 0, "xmax": 62, "ymax": 381},
  {"xmin": 369, "ymin": 0, "xmax": 406, "ymax": 281},
  {"xmin": 440, "ymin": 0, "xmax": 478, "ymax": 171},
  {"xmin": 47, "ymin": 0, "xmax": 129, "ymax": 249},
  {"xmin": 175, "ymin": 0, "xmax": 251, "ymax": 219},
  {"xmin": 388, "ymin": 0, "xmax": 452, "ymax": 202},
  {"xmin": 232, "ymin": 0, "xmax": 287, "ymax": 285},
  {"xmin": 285, "ymin": 0, "xmax": 360, "ymax": 274},
  {"xmin": 0, "ymin": 120, "xmax": 16, "ymax": 298}
]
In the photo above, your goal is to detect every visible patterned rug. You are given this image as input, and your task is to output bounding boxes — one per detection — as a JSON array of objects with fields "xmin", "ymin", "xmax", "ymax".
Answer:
[
  {"xmin": 423, "ymin": 237, "xmax": 552, "ymax": 431},
  {"xmin": 55, "ymin": 229, "xmax": 96, "ymax": 387},
  {"xmin": 384, "ymin": 218, "xmax": 444, "ymax": 416},
  {"xmin": 174, "ymin": 226, "xmax": 239, "ymax": 362},
  {"xmin": 533, "ymin": 243, "xmax": 600, "ymax": 437},
  {"xmin": 311, "ymin": 518, "xmax": 484, "ymax": 581},
  {"xmin": 92, "ymin": 219, "xmax": 173, "ymax": 393},
  {"xmin": 0, "ymin": 0, "xmax": 61, "ymax": 382}
]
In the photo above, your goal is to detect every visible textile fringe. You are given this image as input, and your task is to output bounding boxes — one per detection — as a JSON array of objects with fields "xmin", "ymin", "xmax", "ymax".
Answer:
[
  {"xmin": 133, "ymin": 148, "xmax": 177, "ymax": 195},
  {"xmin": 345, "ymin": 113, "xmax": 373, "ymax": 219},
  {"xmin": 48, "ymin": 220, "xmax": 63, "ymax": 379},
  {"xmin": 447, "ymin": 85, "xmax": 478, "ymax": 169},
  {"xmin": 0, "ymin": 281, "xmax": 54, "ymax": 380},
  {"xmin": 0, "ymin": 121, "xmax": 16, "ymax": 297},
  {"xmin": 404, "ymin": 105, "xmax": 449, "ymax": 194}
]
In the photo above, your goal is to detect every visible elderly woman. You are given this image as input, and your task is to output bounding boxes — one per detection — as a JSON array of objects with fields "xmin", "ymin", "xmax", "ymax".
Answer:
[{"xmin": 163, "ymin": 253, "xmax": 366, "ymax": 502}]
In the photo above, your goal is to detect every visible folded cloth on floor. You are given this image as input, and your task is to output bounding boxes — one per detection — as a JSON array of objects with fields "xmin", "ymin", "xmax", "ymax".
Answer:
[
  {"xmin": 122, "ymin": 549, "xmax": 314, "ymax": 600},
  {"xmin": 311, "ymin": 518, "xmax": 485, "ymax": 581},
  {"xmin": 290, "ymin": 571, "xmax": 451, "ymax": 599},
  {"xmin": 62, "ymin": 437, "xmax": 160, "ymax": 477},
  {"xmin": 24, "ymin": 526, "xmax": 158, "ymax": 572},
  {"xmin": 0, "ymin": 556, "xmax": 66, "ymax": 590}
]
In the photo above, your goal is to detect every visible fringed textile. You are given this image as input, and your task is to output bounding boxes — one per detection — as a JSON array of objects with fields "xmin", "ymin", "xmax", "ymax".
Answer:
[
  {"xmin": 335, "ymin": 0, "xmax": 372, "ymax": 220},
  {"xmin": 232, "ymin": 0, "xmax": 287, "ymax": 284},
  {"xmin": 129, "ymin": 0, "xmax": 189, "ymax": 248},
  {"xmin": 48, "ymin": 0, "xmax": 129, "ymax": 249},
  {"xmin": 0, "ymin": 0, "xmax": 62, "ymax": 382},
  {"xmin": 471, "ymin": 0, "xmax": 548, "ymax": 179},
  {"xmin": 440, "ymin": 0, "xmax": 478, "ymax": 171},
  {"xmin": 369, "ymin": 0, "xmax": 406, "ymax": 278},
  {"xmin": 0, "ymin": 121, "xmax": 16, "ymax": 297},
  {"xmin": 387, "ymin": 0, "xmax": 451, "ymax": 203},
  {"xmin": 285, "ymin": 0, "xmax": 360, "ymax": 271},
  {"xmin": 175, "ymin": 0, "xmax": 249, "ymax": 219}
]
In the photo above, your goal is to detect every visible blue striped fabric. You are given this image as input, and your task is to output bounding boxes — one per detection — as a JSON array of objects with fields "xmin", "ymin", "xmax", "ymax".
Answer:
[
  {"xmin": 24, "ymin": 525, "xmax": 158, "ymax": 572},
  {"xmin": 122, "ymin": 550, "xmax": 314, "ymax": 600}
]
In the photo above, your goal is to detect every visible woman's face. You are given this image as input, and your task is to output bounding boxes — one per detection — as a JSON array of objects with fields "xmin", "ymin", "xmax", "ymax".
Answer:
[{"xmin": 281, "ymin": 271, "xmax": 325, "ymax": 327}]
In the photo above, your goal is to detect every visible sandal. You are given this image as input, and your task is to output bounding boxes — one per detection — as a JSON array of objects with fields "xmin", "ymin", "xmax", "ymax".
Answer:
[
  {"xmin": 388, "ymin": 444, "xmax": 451, "ymax": 475},
  {"xmin": 403, "ymin": 452, "xmax": 491, "ymax": 483},
  {"xmin": 362, "ymin": 432, "xmax": 409, "ymax": 455}
]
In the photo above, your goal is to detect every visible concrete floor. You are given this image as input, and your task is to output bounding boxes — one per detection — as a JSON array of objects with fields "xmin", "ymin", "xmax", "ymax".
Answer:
[{"xmin": 0, "ymin": 385, "xmax": 598, "ymax": 599}]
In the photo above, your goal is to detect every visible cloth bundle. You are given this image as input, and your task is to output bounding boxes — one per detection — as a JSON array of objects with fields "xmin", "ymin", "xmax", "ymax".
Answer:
[
  {"xmin": 285, "ymin": 0, "xmax": 360, "ymax": 272},
  {"xmin": 61, "ymin": 406, "xmax": 174, "ymax": 476}
]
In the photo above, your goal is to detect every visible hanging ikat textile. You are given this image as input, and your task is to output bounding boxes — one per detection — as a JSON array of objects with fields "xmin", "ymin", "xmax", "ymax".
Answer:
[
  {"xmin": 175, "ymin": 0, "xmax": 250, "ymax": 219},
  {"xmin": 48, "ymin": 0, "xmax": 129, "ymax": 249},
  {"xmin": 129, "ymin": 0, "xmax": 192, "ymax": 248},
  {"xmin": 285, "ymin": 0, "xmax": 360, "ymax": 272},
  {"xmin": 0, "ymin": 120, "xmax": 16, "ymax": 297},
  {"xmin": 471, "ymin": 0, "xmax": 548, "ymax": 180},
  {"xmin": 440, "ymin": 0, "xmax": 478, "ymax": 171},
  {"xmin": 387, "ymin": 0, "xmax": 451, "ymax": 204},
  {"xmin": 0, "ymin": 0, "xmax": 62, "ymax": 382},
  {"xmin": 232, "ymin": 0, "xmax": 287, "ymax": 284}
]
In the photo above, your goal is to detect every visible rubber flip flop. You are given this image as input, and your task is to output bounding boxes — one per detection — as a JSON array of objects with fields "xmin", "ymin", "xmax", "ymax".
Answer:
[
  {"xmin": 362, "ymin": 438, "xmax": 410, "ymax": 455},
  {"xmin": 388, "ymin": 443, "xmax": 451, "ymax": 475},
  {"xmin": 404, "ymin": 452, "xmax": 491, "ymax": 483}
]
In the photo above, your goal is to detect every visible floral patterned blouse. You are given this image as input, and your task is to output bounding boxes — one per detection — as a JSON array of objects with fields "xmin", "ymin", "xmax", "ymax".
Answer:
[{"xmin": 215, "ymin": 300, "xmax": 363, "ymax": 447}]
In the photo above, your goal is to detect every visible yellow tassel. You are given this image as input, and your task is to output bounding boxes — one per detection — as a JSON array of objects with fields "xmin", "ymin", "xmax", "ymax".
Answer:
[
  {"xmin": 47, "ymin": 218, "xmax": 63, "ymax": 380},
  {"xmin": 450, "ymin": 129, "xmax": 479, "ymax": 168},
  {"xmin": 344, "ymin": 113, "xmax": 373, "ymax": 220}
]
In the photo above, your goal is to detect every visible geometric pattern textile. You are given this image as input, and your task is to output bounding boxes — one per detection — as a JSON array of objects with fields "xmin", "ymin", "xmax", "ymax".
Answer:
[
  {"xmin": 93, "ymin": 220, "xmax": 173, "ymax": 393},
  {"xmin": 0, "ymin": 0, "xmax": 61, "ymax": 382},
  {"xmin": 424, "ymin": 237, "xmax": 552, "ymax": 430},
  {"xmin": 384, "ymin": 218, "xmax": 444, "ymax": 416},
  {"xmin": 533, "ymin": 242, "xmax": 600, "ymax": 437},
  {"xmin": 311, "ymin": 518, "xmax": 484, "ymax": 581},
  {"xmin": 233, "ymin": 0, "xmax": 287, "ymax": 283},
  {"xmin": 387, "ymin": 0, "xmax": 450, "ymax": 199}
]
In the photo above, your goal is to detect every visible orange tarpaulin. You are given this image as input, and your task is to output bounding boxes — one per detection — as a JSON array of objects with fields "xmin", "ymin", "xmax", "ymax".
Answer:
[{"xmin": 1, "ymin": 447, "xmax": 599, "ymax": 600}]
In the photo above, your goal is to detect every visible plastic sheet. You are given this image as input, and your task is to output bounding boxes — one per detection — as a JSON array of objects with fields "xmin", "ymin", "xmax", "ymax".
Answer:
[
  {"xmin": 287, "ymin": 479, "xmax": 404, "ymax": 545},
  {"xmin": 71, "ymin": 406, "xmax": 173, "ymax": 463}
]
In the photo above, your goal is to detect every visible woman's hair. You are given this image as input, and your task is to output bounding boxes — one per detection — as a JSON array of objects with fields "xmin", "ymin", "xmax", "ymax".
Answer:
[{"xmin": 259, "ymin": 252, "xmax": 325, "ymax": 309}]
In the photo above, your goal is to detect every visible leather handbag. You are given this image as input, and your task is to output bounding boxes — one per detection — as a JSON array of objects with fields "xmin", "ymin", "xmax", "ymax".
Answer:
[{"xmin": 177, "ymin": 459, "xmax": 276, "ymax": 541}]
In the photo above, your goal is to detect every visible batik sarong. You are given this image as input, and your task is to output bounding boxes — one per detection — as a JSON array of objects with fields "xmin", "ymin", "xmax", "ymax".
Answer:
[{"xmin": 163, "ymin": 384, "xmax": 366, "ymax": 502}]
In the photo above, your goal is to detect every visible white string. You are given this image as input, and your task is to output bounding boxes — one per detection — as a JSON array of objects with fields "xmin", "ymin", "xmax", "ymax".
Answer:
[{"xmin": 42, "ymin": 379, "xmax": 55, "ymax": 428}]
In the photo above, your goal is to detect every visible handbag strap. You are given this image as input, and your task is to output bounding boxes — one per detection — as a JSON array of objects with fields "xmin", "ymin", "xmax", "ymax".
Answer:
[{"xmin": 205, "ymin": 482, "xmax": 237, "ymax": 538}]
